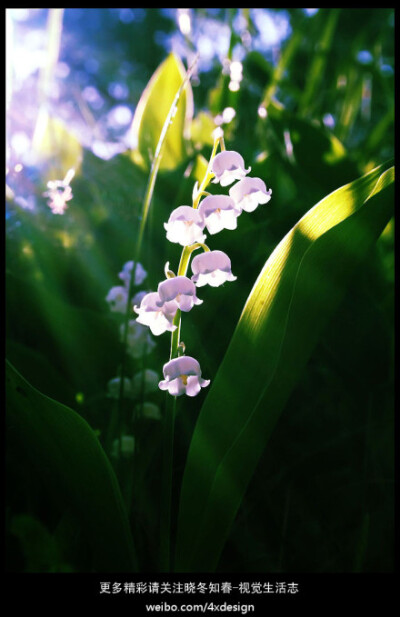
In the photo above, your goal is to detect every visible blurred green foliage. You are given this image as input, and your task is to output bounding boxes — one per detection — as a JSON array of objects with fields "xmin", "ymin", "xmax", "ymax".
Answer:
[{"xmin": 6, "ymin": 8, "xmax": 394, "ymax": 573}]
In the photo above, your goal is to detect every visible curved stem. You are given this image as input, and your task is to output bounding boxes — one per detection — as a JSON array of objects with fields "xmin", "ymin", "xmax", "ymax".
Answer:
[
  {"xmin": 192, "ymin": 136, "xmax": 222, "ymax": 209},
  {"xmin": 168, "ymin": 134, "xmax": 224, "ymax": 360},
  {"xmin": 110, "ymin": 57, "xmax": 199, "ymax": 455},
  {"xmin": 160, "ymin": 394, "xmax": 177, "ymax": 572},
  {"xmin": 169, "ymin": 242, "xmax": 209, "ymax": 361},
  {"xmin": 162, "ymin": 130, "xmax": 224, "ymax": 572}
]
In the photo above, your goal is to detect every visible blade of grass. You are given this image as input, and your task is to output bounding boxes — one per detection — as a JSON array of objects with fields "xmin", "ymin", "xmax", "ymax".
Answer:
[{"xmin": 299, "ymin": 9, "xmax": 340, "ymax": 116}]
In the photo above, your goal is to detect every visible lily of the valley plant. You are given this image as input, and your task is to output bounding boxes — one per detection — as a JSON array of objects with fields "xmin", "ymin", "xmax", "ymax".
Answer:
[{"xmin": 134, "ymin": 130, "xmax": 272, "ymax": 397}]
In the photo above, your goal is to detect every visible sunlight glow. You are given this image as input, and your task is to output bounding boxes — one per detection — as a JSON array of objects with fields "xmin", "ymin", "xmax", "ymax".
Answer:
[{"xmin": 178, "ymin": 9, "xmax": 191, "ymax": 36}]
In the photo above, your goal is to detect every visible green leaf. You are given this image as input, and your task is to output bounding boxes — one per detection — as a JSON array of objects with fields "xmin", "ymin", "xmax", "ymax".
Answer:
[
  {"xmin": 266, "ymin": 101, "xmax": 359, "ymax": 192},
  {"xmin": 32, "ymin": 109, "xmax": 83, "ymax": 181},
  {"xmin": 190, "ymin": 111, "xmax": 216, "ymax": 148},
  {"xmin": 175, "ymin": 161, "xmax": 394, "ymax": 572},
  {"xmin": 191, "ymin": 154, "xmax": 210, "ymax": 187},
  {"xmin": 10, "ymin": 514, "xmax": 71, "ymax": 573},
  {"xmin": 6, "ymin": 272, "xmax": 120, "ymax": 396},
  {"xmin": 128, "ymin": 53, "xmax": 194, "ymax": 171},
  {"xmin": 6, "ymin": 361, "xmax": 137, "ymax": 572}
]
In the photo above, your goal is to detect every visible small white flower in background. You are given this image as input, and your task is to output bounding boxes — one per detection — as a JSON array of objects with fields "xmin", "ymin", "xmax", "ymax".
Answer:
[
  {"xmin": 191, "ymin": 250, "xmax": 237, "ymax": 288},
  {"xmin": 118, "ymin": 260, "xmax": 147, "ymax": 287},
  {"xmin": 164, "ymin": 205, "xmax": 206, "ymax": 246},
  {"xmin": 111, "ymin": 435, "xmax": 135, "ymax": 458},
  {"xmin": 121, "ymin": 320, "xmax": 156, "ymax": 358},
  {"xmin": 157, "ymin": 276, "xmax": 203, "ymax": 314},
  {"xmin": 132, "ymin": 369, "xmax": 159, "ymax": 396},
  {"xmin": 211, "ymin": 150, "xmax": 250, "ymax": 187},
  {"xmin": 107, "ymin": 376, "xmax": 133, "ymax": 399},
  {"xmin": 137, "ymin": 402, "xmax": 162, "ymax": 421},
  {"xmin": 198, "ymin": 194, "xmax": 241, "ymax": 235},
  {"xmin": 43, "ymin": 168, "xmax": 75, "ymax": 215},
  {"xmin": 134, "ymin": 291, "xmax": 177, "ymax": 336},
  {"xmin": 229, "ymin": 177, "xmax": 272, "ymax": 213},
  {"xmin": 106, "ymin": 285, "xmax": 128, "ymax": 313},
  {"xmin": 132, "ymin": 290, "xmax": 149, "ymax": 307},
  {"xmin": 159, "ymin": 355, "xmax": 210, "ymax": 397},
  {"xmin": 212, "ymin": 126, "xmax": 224, "ymax": 141},
  {"xmin": 214, "ymin": 107, "xmax": 236, "ymax": 126}
]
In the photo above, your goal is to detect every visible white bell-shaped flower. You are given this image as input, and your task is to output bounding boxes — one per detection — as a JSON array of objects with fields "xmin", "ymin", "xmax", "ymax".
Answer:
[
  {"xmin": 118, "ymin": 260, "xmax": 147, "ymax": 287},
  {"xmin": 106, "ymin": 285, "xmax": 128, "ymax": 313},
  {"xmin": 211, "ymin": 150, "xmax": 251, "ymax": 187},
  {"xmin": 229, "ymin": 177, "xmax": 272, "ymax": 213},
  {"xmin": 134, "ymin": 291, "xmax": 177, "ymax": 336},
  {"xmin": 164, "ymin": 206, "xmax": 206, "ymax": 246},
  {"xmin": 191, "ymin": 250, "xmax": 237, "ymax": 287},
  {"xmin": 157, "ymin": 276, "xmax": 203, "ymax": 313},
  {"xmin": 106, "ymin": 376, "xmax": 134, "ymax": 399},
  {"xmin": 135, "ymin": 402, "xmax": 162, "ymax": 421},
  {"xmin": 159, "ymin": 355, "xmax": 210, "ymax": 397},
  {"xmin": 132, "ymin": 369, "xmax": 160, "ymax": 396},
  {"xmin": 121, "ymin": 320, "xmax": 156, "ymax": 358},
  {"xmin": 132, "ymin": 289, "xmax": 149, "ymax": 307},
  {"xmin": 111, "ymin": 435, "xmax": 135, "ymax": 458},
  {"xmin": 198, "ymin": 195, "xmax": 241, "ymax": 235}
]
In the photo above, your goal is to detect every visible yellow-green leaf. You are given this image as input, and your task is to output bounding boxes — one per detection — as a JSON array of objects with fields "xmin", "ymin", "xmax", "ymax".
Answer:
[
  {"xmin": 190, "ymin": 111, "xmax": 216, "ymax": 148},
  {"xmin": 128, "ymin": 53, "xmax": 193, "ymax": 171},
  {"xmin": 32, "ymin": 109, "xmax": 82, "ymax": 181},
  {"xmin": 175, "ymin": 161, "xmax": 394, "ymax": 572}
]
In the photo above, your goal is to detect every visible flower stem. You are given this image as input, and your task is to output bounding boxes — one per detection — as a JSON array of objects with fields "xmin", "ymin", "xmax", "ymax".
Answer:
[
  {"xmin": 162, "ymin": 130, "xmax": 223, "ymax": 572},
  {"xmin": 168, "ymin": 242, "xmax": 209, "ymax": 361},
  {"xmin": 168, "ymin": 134, "xmax": 223, "ymax": 361},
  {"xmin": 159, "ymin": 394, "xmax": 177, "ymax": 572},
  {"xmin": 192, "ymin": 136, "xmax": 221, "ymax": 209},
  {"xmin": 109, "ymin": 57, "xmax": 198, "ymax": 458}
]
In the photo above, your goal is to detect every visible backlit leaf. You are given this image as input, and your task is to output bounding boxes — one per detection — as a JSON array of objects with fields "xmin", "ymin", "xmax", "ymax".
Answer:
[
  {"xmin": 175, "ymin": 161, "xmax": 394, "ymax": 572},
  {"xmin": 129, "ymin": 53, "xmax": 194, "ymax": 171}
]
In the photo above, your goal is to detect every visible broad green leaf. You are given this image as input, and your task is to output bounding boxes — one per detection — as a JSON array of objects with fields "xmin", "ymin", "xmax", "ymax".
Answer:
[
  {"xmin": 32, "ymin": 108, "xmax": 82, "ymax": 181},
  {"xmin": 6, "ymin": 340, "xmax": 75, "ymax": 406},
  {"xmin": 175, "ymin": 161, "xmax": 394, "ymax": 572},
  {"xmin": 6, "ymin": 272, "xmax": 120, "ymax": 396},
  {"xmin": 10, "ymin": 514, "xmax": 72, "ymax": 572},
  {"xmin": 6, "ymin": 361, "xmax": 137, "ymax": 572},
  {"xmin": 129, "ymin": 53, "xmax": 194, "ymax": 171}
]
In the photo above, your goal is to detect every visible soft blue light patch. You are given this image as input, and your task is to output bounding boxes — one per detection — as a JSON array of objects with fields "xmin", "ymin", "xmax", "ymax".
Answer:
[{"xmin": 357, "ymin": 50, "xmax": 373, "ymax": 65}]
